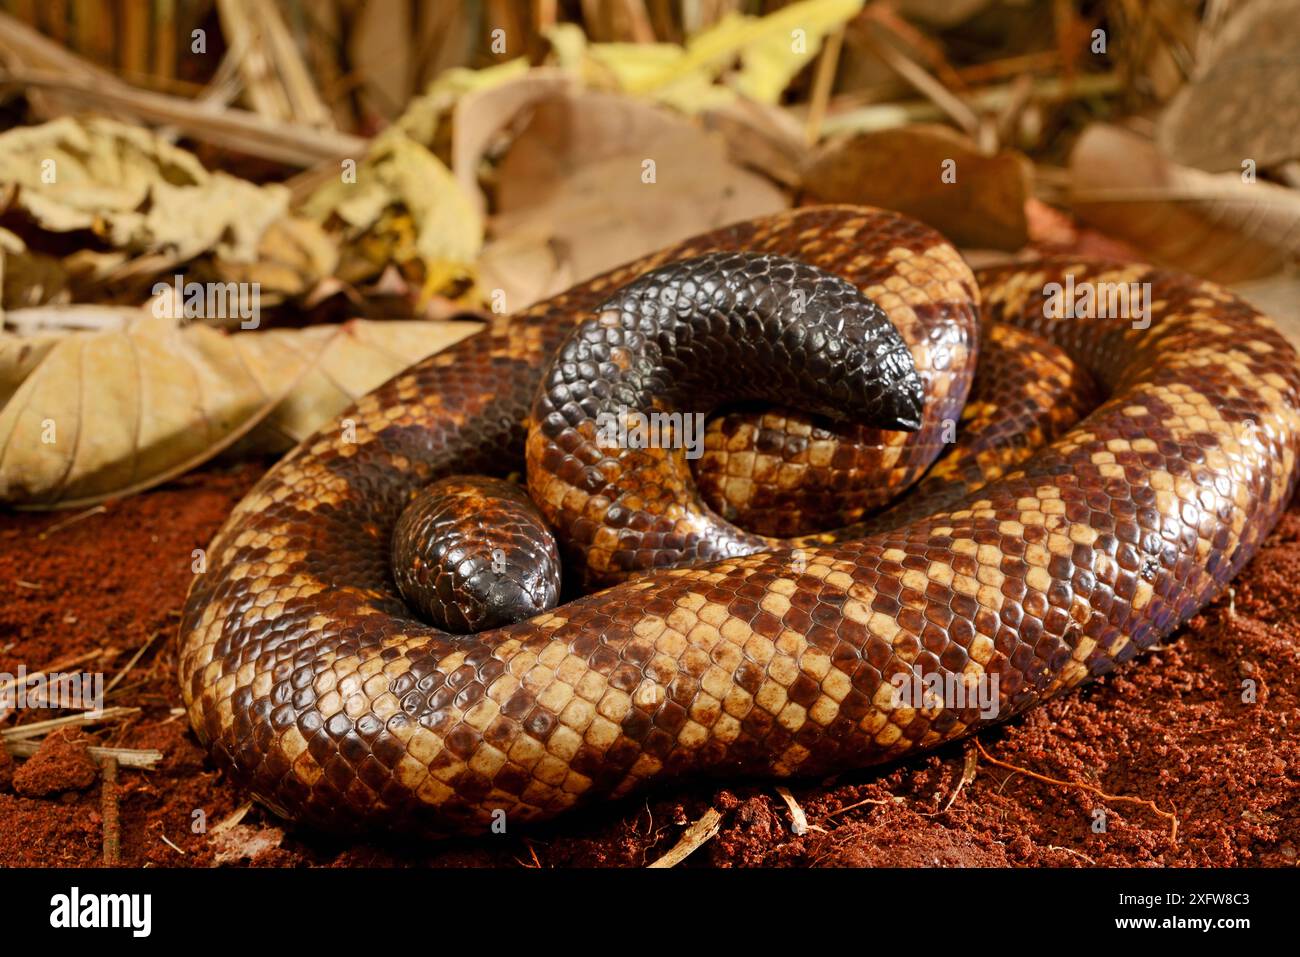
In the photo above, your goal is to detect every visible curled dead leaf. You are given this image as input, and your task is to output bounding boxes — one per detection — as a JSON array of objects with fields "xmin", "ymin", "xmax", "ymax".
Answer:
[
  {"xmin": 801, "ymin": 124, "xmax": 1031, "ymax": 249},
  {"xmin": 1070, "ymin": 124, "xmax": 1300, "ymax": 283},
  {"xmin": 481, "ymin": 89, "xmax": 787, "ymax": 310},
  {"xmin": 451, "ymin": 67, "xmax": 577, "ymax": 218},
  {"xmin": 1158, "ymin": 0, "xmax": 1300, "ymax": 172},
  {"xmin": 209, "ymin": 215, "xmax": 340, "ymax": 306}
]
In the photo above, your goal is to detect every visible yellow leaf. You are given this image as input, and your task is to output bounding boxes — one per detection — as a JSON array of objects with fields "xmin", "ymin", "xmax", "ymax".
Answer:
[
  {"xmin": 730, "ymin": 0, "xmax": 864, "ymax": 103},
  {"xmin": 543, "ymin": 0, "xmax": 862, "ymax": 110},
  {"xmin": 302, "ymin": 130, "xmax": 482, "ymax": 296},
  {"xmin": 621, "ymin": 0, "xmax": 864, "ymax": 104},
  {"xmin": 395, "ymin": 56, "xmax": 531, "ymax": 145}
]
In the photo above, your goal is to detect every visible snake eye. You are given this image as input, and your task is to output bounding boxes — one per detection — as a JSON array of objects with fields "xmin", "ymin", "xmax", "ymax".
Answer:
[{"xmin": 391, "ymin": 476, "xmax": 561, "ymax": 633}]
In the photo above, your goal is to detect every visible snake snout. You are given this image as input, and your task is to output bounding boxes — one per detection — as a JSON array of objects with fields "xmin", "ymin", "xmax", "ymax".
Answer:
[
  {"xmin": 809, "ymin": 317, "xmax": 925, "ymax": 433},
  {"xmin": 876, "ymin": 348, "xmax": 925, "ymax": 431}
]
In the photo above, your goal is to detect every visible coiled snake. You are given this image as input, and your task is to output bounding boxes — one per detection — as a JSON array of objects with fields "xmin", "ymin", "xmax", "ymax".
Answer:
[{"xmin": 179, "ymin": 207, "xmax": 1300, "ymax": 834}]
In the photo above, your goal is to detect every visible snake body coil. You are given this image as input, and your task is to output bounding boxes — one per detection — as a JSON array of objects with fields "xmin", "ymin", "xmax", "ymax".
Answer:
[{"xmin": 179, "ymin": 207, "xmax": 1300, "ymax": 834}]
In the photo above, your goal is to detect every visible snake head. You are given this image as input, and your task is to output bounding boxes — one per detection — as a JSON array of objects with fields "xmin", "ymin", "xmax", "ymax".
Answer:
[{"xmin": 875, "ymin": 345, "xmax": 925, "ymax": 431}]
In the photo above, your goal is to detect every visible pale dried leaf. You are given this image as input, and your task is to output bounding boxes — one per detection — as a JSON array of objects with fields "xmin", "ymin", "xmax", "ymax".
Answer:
[
  {"xmin": 0, "ymin": 116, "xmax": 291, "ymax": 263},
  {"xmin": 0, "ymin": 311, "xmax": 313, "ymax": 507},
  {"xmin": 486, "ymin": 90, "xmax": 786, "ymax": 305},
  {"xmin": 0, "ymin": 226, "xmax": 70, "ymax": 311},
  {"xmin": 582, "ymin": 0, "xmax": 863, "ymax": 106},
  {"xmin": 450, "ymin": 67, "xmax": 577, "ymax": 217},
  {"xmin": 400, "ymin": 54, "xmax": 533, "ymax": 153},
  {"xmin": 302, "ymin": 129, "xmax": 482, "ymax": 294},
  {"xmin": 1158, "ymin": 58, "xmax": 1300, "ymax": 173},
  {"xmin": 1197, "ymin": 0, "xmax": 1300, "ymax": 71},
  {"xmin": 0, "ymin": 314, "xmax": 478, "ymax": 507},
  {"xmin": 210, "ymin": 215, "xmax": 340, "ymax": 303},
  {"xmin": 210, "ymin": 823, "xmax": 284, "ymax": 866},
  {"xmin": 244, "ymin": 318, "xmax": 483, "ymax": 451},
  {"xmin": 1070, "ymin": 124, "xmax": 1300, "ymax": 283},
  {"xmin": 1158, "ymin": 0, "xmax": 1300, "ymax": 171}
]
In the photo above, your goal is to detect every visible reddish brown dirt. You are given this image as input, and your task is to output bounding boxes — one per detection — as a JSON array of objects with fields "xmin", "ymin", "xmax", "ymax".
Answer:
[
  {"xmin": 0, "ymin": 456, "xmax": 1297, "ymax": 868},
  {"xmin": 0, "ymin": 201, "xmax": 1293, "ymax": 868}
]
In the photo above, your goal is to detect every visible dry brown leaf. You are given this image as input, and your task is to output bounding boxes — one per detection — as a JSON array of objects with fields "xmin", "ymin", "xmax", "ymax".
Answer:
[
  {"xmin": 475, "ymin": 229, "xmax": 573, "ymax": 319},
  {"xmin": 0, "ymin": 116, "xmax": 291, "ymax": 263},
  {"xmin": 450, "ymin": 67, "xmax": 578, "ymax": 218},
  {"xmin": 1158, "ymin": 0, "xmax": 1300, "ymax": 172},
  {"xmin": 0, "ymin": 310, "xmax": 314, "ymax": 507},
  {"xmin": 700, "ymin": 97, "xmax": 808, "ymax": 187},
  {"xmin": 0, "ymin": 313, "xmax": 479, "ymax": 507},
  {"xmin": 801, "ymin": 124, "xmax": 1031, "ymax": 249},
  {"xmin": 209, "ymin": 215, "xmax": 340, "ymax": 305},
  {"xmin": 1070, "ymin": 124, "xmax": 1300, "ymax": 283},
  {"xmin": 242, "ymin": 318, "xmax": 482, "ymax": 452},
  {"xmin": 1158, "ymin": 63, "xmax": 1300, "ymax": 173},
  {"xmin": 1198, "ymin": 0, "xmax": 1300, "ymax": 69},
  {"xmin": 481, "ymin": 89, "xmax": 787, "ymax": 310},
  {"xmin": 0, "ymin": 226, "xmax": 70, "ymax": 311}
]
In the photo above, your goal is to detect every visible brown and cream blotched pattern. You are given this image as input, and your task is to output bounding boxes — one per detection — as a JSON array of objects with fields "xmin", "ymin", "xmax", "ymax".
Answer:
[{"xmin": 178, "ymin": 206, "xmax": 1300, "ymax": 834}]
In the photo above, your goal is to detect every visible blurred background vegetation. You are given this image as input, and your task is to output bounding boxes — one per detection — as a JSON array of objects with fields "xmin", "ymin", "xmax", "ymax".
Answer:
[{"xmin": 0, "ymin": 0, "xmax": 1295, "ymax": 506}]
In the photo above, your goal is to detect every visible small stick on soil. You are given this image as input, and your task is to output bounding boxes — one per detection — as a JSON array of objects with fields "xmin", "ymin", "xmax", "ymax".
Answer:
[
  {"xmin": 937, "ymin": 743, "xmax": 980, "ymax": 813},
  {"xmin": 104, "ymin": 631, "xmax": 162, "ymax": 697},
  {"xmin": 210, "ymin": 801, "xmax": 253, "ymax": 835},
  {"xmin": 4, "ymin": 740, "xmax": 162, "ymax": 768},
  {"xmin": 102, "ymin": 756, "xmax": 120, "ymax": 866},
  {"xmin": 39, "ymin": 504, "xmax": 108, "ymax": 540},
  {"xmin": 776, "ymin": 786, "xmax": 808, "ymax": 835},
  {"xmin": 826, "ymin": 794, "xmax": 905, "ymax": 818},
  {"xmin": 0, "ymin": 647, "xmax": 116, "ymax": 700},
  {"xmin": 513, "ymin": 839, "xmax": 542, "ymax": 869},
  {"xmin": 775, "ymin": 785, "xmax": 825, "ymax": 835},
  {"xmin": 974, "ymin": 739, "xmax": 1179, "ymax": 843},
  {"xmin": 2, "ymin": 706, "xmax": 140, "ymax": 741},
  {"xmin": 159, "ymin": 833, "xmax": 186, "ymax": 855},
  {"xmin": 1047, "ymin": 845, "xmax": 1098, "ymax": 865},
  {"xmin": 646, "ymin": 808, "xmax": 723, "ymax": 868}
]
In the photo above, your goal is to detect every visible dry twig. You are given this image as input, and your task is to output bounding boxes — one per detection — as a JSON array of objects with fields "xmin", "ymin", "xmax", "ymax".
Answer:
[{"xmin": 646, "ymin": 807, "xmax": 723, "ymax": 868}]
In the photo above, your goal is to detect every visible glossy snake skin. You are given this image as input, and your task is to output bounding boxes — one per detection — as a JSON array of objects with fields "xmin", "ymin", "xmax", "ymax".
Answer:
[
  {"xmin": 390, "ymin": 476, "xmax": 561, "ymax": 633},
  {"xmin": 179, "ymin": 207, "xmax": 1300, "ymax": 834}
]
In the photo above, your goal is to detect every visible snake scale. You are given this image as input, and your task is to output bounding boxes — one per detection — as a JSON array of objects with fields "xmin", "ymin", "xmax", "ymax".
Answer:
[{"xmin": 179, "ymin": 206, "xmax": 1300, "ymax": 835}]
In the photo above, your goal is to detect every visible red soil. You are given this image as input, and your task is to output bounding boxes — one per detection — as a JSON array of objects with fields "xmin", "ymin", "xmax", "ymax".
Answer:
[{"xmin": 0, "ymin": 459, "xmax": 1297, "ymax": 867}]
